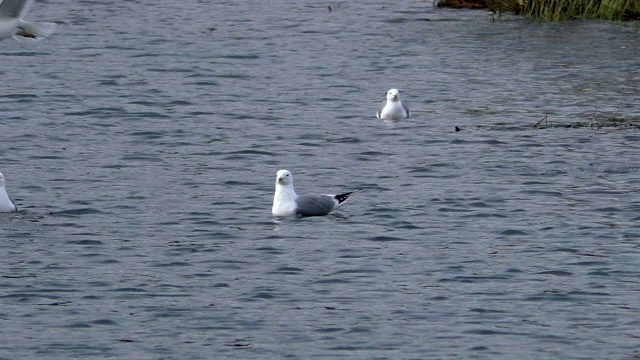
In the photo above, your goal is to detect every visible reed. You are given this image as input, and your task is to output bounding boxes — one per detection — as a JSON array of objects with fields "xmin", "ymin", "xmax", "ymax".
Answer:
[
  {"xmin": 436, "ymin": 0, "xmax": 640, "ymax": 20},
  {"xmin": 522, "ymin": 0, "xmax": 638, "ymax": 20},
  {"xmin": 597, "ymin": 0, "xmax": 640, "ymax": 19}
]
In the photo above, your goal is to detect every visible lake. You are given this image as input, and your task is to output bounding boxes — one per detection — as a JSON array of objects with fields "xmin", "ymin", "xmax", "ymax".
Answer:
[{"xmin": 1, "ymin": 0, "xmax": 639, "ymax": 358}]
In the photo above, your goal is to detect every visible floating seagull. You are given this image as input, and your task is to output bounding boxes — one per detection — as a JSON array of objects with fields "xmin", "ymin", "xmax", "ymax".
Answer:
[
  {"xmin": 376, "ymin": 88, "xmax": 410, "ymax": 121},
  {"xmin": 272, "ymin": 169, "xmax": 360, "ymax": 217},
  {"xmin": 0, "ymin": 172, "xmax": 17, "ymax": 212},
  {"xmin": 0, "ymin": 0, "xmax": 56, "ymax": 42}
]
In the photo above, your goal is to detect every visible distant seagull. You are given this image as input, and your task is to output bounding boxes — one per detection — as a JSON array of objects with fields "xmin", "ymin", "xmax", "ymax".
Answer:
[
  {"xmin": 0, "ymin": 172, "xmax": 17, "ymax": 212},
  {"xmin": 0, "ymin": 0, "xmax": 56, "ymax": 42},
  {"xmin": 272, "ymin": 169, "xmax": 360, "ymax": 217},
  {"xmin": 376, "ymin": 89, "xmax": 410, "ymax": 121}
]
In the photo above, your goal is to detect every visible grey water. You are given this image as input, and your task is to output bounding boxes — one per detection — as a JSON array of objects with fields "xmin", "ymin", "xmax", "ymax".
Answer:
[{"xmin": 1, "ymin": 0, "xmax": 640, "ymax": 358}]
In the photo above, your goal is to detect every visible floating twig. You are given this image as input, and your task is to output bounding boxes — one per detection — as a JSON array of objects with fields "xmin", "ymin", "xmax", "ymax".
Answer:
[
  {"xmin": 591, "ymin": 107, "xmax": 599, "ymax": 128},
  {"xmin": 533, "ymin": 115, "xmax": 548, "ymax": 128},
  {"xmin": 596, "ymin": 106, "xmax": 623, "ymax": 129},
  {"xmin": 609, "ymin": 105, "xmax": 623, "ymax": 127}
]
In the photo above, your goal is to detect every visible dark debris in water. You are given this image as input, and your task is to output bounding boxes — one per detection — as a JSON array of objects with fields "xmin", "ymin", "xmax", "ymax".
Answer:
[
  {"xmin": 51, "ymin": 208, "xmax": 104, "ymax": 217},
  {"xmin": 437, "ymin": 0, "xmax": 503, "ymax": 10},
  {"xmin": 473, "ymin": 116, "xmax": 640, "ymax": 131},
  {"xmin": 531, "ymin": 111, "xmax": 640, "ymax": 130},
  {"xmin": 225, "ymin": 339, "xmax": 252, "ymax": 348},
  {"xmin": 38, "ymin": 301, "xmax": 72, "ymax": 306}
]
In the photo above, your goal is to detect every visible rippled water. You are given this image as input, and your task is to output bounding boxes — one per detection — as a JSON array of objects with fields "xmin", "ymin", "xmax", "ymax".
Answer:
[{"xmin": 1, "ymin": 0, "xmax": 640, "ymax": 358}]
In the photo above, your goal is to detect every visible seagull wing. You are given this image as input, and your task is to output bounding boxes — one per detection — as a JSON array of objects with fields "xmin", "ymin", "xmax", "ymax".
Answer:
[
  {"xmin": 0, "ymin": 0, "xmax": 33, "ymax": 19},
  {"xmin": 402, "ymin": 101, "xmax": 410, "ymax": 118},
  {"xmin": 295, "ymin": 195, "xmax": 338, "ymax": 217},
  {"xmin": 376, "ymin": 100, "xmax": 387, "ymax": 118}
]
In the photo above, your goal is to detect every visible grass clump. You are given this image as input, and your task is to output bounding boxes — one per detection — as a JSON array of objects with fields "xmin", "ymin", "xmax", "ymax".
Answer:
[{"xmin": 435, "ymin": 0, "xmax": 640, "ymax": 21}]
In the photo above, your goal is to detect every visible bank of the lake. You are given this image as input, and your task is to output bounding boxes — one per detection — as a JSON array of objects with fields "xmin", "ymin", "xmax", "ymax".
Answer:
[{"xmin": 436, "ymin": 0, "xmax": 640, "ymax": 20}]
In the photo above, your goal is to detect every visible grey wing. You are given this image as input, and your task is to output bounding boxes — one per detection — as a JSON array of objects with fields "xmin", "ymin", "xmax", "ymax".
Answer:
[
  {"xmin": 10, "ymin": 193, "xmax": 17, "ymax": 211},
  {"xmin": 0, "ymin": 0, "xmax": 32, "ymax": 18},
  {"xmin": 295, "ymin": 195, "xmax": 337, "ymax": 217},
  {"xmin": 376, "ymin": 100, "xmax": 387, "ymax": 118},
  {"xmin": 402, "ymin": 101, "xmax": 410, "ymax": 117}
]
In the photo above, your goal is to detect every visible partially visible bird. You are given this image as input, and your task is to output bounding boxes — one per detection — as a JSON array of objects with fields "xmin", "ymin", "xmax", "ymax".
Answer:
[
  {"xmin": 0, "ymin": 0, "xmax": 56, "ymax": 42},
  {"xmin": 0, "ymin": 172, "xmax": 17, "ymax": 212}
]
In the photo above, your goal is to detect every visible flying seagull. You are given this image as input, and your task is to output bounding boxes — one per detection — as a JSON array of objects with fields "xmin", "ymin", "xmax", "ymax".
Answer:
[{"xmin": 0, "ymin": 0, "xmax": 56, "ymax": 42}]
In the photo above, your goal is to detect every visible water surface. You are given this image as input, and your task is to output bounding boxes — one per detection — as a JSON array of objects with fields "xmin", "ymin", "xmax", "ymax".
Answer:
[{"xmin": 1, "ymin": 0, "xmax": 639, "ymax": 358}]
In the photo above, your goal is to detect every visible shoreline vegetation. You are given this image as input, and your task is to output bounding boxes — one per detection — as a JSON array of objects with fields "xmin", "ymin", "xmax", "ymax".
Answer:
[{"xmin": 435, "ymin": 0, "xmax": 640, "ymax": 21}]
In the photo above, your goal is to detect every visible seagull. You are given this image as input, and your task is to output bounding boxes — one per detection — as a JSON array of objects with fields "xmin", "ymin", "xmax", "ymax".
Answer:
[
  {"xmin": 0, "ymin": 0, "xmax": 56, "ymax": 42},
  {"xmin": 0, "ymin": 172, "xmax": 17, "ymax": 212},
  {"xmin": 272, "ymin": 169, "xmax": 360, "ymax": 217},
  {"xmin": 376, "ymin": 88, "xmax": 410, "ymax": 121}
]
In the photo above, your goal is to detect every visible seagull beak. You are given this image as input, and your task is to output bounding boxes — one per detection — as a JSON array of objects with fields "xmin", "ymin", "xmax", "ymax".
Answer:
[{"xmin": 278, "ymin": 177, "xmax": 284, "ymax": 183}]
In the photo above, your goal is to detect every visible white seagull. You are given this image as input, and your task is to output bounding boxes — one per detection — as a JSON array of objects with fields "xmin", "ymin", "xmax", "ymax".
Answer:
[
  {"xmin": 0, "ymin": 172, "xmax": 17, "ymax": 212},
  {"xmin": 272, "ymin": 169, "xmax": 359, "ymax": 217},
  {"xmin": 0, "ymin": 0, "xmax": 56, "ymax": 42},
  {"xmin": 376, "ymin": 88, "xmax": 410, "ymax": 121}
]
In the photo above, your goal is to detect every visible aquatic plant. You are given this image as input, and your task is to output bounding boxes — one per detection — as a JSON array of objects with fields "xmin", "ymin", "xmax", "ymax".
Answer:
[
  {"xmin": 528, "ymin": 107, "xmax": 638, "ymax": 129},
  {"xmin": 435, "ymin": 0, "xmax": 640, "ymax": 21}
]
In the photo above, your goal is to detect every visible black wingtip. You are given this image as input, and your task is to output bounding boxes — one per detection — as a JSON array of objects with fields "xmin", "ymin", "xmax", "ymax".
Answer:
[{"xmin": 334, "ymin": 189, "xmax": 362, "ymax": 204}]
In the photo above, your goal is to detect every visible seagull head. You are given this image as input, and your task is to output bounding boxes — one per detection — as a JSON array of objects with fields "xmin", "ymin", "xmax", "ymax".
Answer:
[
  {"xmin": 276, "ymin": 169, "xmax": 293, "ymax": 187},
  {"xmin": 386, "ymin": 89, "xmax": 401, "ymax": 102}
]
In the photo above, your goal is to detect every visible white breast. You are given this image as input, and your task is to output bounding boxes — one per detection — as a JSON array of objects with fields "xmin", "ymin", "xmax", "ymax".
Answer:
[
  {"xmin": 272, "ymin": 186, "xmax": 298, "ymax": 216},
  {"xmin": 0, "ymin": 187, "xmax": 16, "ymax": 212},
  {"xmin": 380, "ymin": 101, "xmax": 408, "ymax": 120}
]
